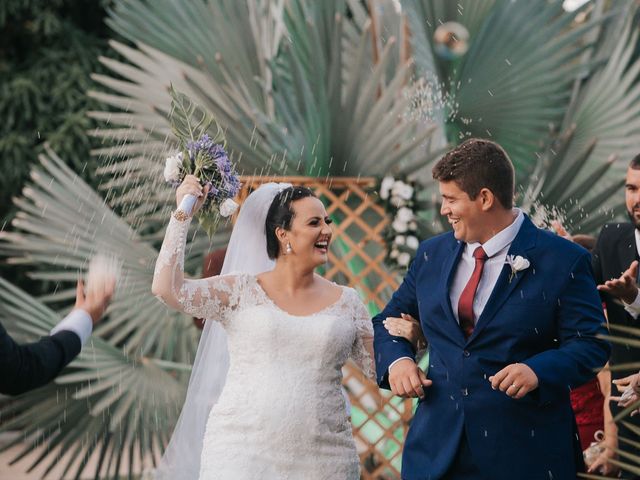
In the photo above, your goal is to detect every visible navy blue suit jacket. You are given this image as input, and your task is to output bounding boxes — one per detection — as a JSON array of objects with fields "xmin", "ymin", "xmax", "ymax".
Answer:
[{"xmin": 373, "ymin": 216, "xmax": 610, "ymax": 480}]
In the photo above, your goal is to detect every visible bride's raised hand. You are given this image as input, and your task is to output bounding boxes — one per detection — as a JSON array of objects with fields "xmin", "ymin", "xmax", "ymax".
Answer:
[{"xmin": 176, "ymin": 175, "xmax": 210, "ymax": 214}]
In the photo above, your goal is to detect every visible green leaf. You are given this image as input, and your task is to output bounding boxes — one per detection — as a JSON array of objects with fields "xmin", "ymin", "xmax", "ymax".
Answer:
[{"xmin": 168, "ymin": 84, "xmax": 225, "ymax": 147}]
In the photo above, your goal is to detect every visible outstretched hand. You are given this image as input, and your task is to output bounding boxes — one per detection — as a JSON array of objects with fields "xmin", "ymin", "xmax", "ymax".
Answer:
[
  {"xmin": 389, "ymin": 358, "xmax": 432, "ymax": 399},
  {"xmin": 75, "ymin": 278, "xmax": 115, "ymax": 325},
  {"xmin": 489, "ymin": 363, "xmax": 538, "ymax": 399},
  {"xmin": 611, "ymin": 372, "xmax": 640, "ymax": 412},
  {"xmin": 597, "ymin": 260, "xmax": 639, "ymax": 305}
]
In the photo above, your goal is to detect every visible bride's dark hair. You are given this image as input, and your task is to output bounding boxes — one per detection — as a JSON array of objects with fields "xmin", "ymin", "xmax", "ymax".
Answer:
[{"xmin": 265, "ymin": 186, "xmax": 316, "ymax": 259}]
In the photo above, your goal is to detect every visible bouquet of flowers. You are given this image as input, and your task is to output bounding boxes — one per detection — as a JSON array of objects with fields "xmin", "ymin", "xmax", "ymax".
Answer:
[{"xmin": 163, "ymin": 86, "xmax": 241, "ymax": 236}]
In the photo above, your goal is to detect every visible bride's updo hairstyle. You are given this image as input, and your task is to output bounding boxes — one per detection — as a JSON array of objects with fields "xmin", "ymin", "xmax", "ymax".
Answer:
[{"xmin": 265, "ymin": 186, "xmax": 316, "ymax": 259}]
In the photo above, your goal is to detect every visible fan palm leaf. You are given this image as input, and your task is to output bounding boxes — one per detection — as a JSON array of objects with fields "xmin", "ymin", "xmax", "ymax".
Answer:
[
  {"xmin": 0, "ymin": 277, "xmax": 185, "ymax": 479},
  {"xmin": 5, "ymin": 1, "xmax": 640, "ymax": 478},
  {"xmin": 556, "ymin": 4, "xmax": 640, "ymax": 183},
  {"xmin": 519, "ymin": 5, "xmax": 640, "ymax": 234},
  {"xmin": 269, "ymin": 0, "xmax": 432, "ymax": 177},
  {"xmin": 403, "ymin": 0, "xmax": 620, "ymax": 176},
  {"xmin": 86, "ymin": 0, "xmax": 438, "ymax": 257},
  {"xmin": 401, "ymin": 0, "xmax": 496, "ymax": 81},
  {"xmin": 93, "ymin": 0, "xmax": 434, "ymax": 178},
  {"xmin": 0, "ymin": 146, "xmax": 201, "ymax": 360}
]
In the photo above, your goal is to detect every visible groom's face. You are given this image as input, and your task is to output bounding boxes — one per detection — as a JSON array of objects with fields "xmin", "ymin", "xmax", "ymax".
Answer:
[
  {"xmin": 625, "ymin": 167, "xmax": 640, "ymax": 229},
  {"xmin": 439, "ymin": 180, "xmax": 484, "ymax": 243}
]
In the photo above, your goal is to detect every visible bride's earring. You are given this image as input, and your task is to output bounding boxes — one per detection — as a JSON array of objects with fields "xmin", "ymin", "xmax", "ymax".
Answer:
[{"xmin": 286, "ymin": 242, "xmax": 292, "ymax": 254}]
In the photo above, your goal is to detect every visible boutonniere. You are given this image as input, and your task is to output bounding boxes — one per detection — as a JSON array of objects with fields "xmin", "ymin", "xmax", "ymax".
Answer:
[{"xmin": 505, "ymin": 255, "xmax": 530, "ymax": 282}]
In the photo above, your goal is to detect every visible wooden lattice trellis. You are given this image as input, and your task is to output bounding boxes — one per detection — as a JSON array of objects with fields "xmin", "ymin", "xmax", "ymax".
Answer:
[{"xmin": 237, "ymin": 176, "xmax": 415, "ymax": 480}]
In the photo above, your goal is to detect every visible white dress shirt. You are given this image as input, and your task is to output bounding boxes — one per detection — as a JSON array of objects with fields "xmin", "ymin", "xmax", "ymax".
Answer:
[
  {"xmin": 389, "ymin": 209, "xmax": 524, "ymax": 372},
  {"xmin": 50, "ymin": 309, "xmax": 93, "ymax": 346},
  {"xmin": 620, "ymin": 229, "xmax": 640, "ymax": 318},
  {"xmin": 449, "ymin": 209, "xmax": 524, "ymax": 324}
]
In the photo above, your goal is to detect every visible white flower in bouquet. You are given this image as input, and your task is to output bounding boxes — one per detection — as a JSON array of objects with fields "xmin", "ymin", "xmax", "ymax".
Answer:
[
  {"xmin": 380, "ymin": 176, "xmax": 395, "ymax": 200},
  {"xmin": 409, "ymin": 221, "xmax": 418, "ymax": 230},
  {"xmin": 397, "ymin": 252, "xmax": 411, "ymax": 267},
  {"xmin": 397, "ymin": 207, "xmax": 414, "ymax": 223},
  {"xmin": 163, "ymin": 152, "xmax": 182, "ymax": 183},
  {"xmin": 394, "ymin": 235, "xmax": 406, "ymax": 246},
  {"xmin": 219, "ymin": 198, "xmax": 239, "ymax": 218},
  {"xmin": 390, "ymin": 248, "xmax": 399, "ymax": 259},
  {"xmin": 406, "ymin": 235, "xmax": 420, "ymax": 250},
  {"xmin": 392, "ymin": 218, "xmax": 408, "ymax": 233},
  {"xmin": 392, "ymin": 181, "xmax": 414, "ymax": 200}
]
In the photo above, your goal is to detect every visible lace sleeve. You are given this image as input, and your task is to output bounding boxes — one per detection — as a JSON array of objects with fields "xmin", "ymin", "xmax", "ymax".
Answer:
[
  {"xmin": 151, "ymin": 215, "xmax": 244, "ymax": 323},
  {"xmin": 348, "ymin": 289, "xmax": 375, "ymax": 379}
]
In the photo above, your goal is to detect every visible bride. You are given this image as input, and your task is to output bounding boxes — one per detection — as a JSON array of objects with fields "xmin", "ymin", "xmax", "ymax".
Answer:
[{"xmin": 151, "ymin": 176, "xmax": 376, "ymax": 479}]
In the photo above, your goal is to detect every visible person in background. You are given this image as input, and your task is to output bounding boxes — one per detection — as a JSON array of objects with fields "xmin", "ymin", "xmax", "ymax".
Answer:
[
  {"xmin": 552, "ymin": 229, "xmax": 612, "ymax": 475},
  {"xmin": 586, "ymin": 154, "xmax": 640, "ymax": 478}
]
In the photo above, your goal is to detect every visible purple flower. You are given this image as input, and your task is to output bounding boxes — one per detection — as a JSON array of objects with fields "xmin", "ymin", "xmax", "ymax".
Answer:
[
  {"xmin": 211, "ymin": 144, "xmax": 227, "ymax": 160},
  {"xmin": 205, "ymin": 181, "xmax": 219, "ymax": 198},
  {"xmin": 179, "ymin": 134, "xmax": 239, "ymax": 205},
  {"xmin": 216, "ymin": 154, "xmax": 232, "ymax": 174},
  {"xmin": 187, "ymin": 135, "xmax": 227, "ymax": 158},
  {"xmin": 224, "ymin": 174, "xmax": 241, "ymax": 197}
]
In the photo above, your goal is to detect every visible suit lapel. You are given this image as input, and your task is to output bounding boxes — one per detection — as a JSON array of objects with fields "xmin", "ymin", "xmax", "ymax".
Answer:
[
  {"xmin": 467, "ymin": 216, "xmax": 538, "ymax": 343},
  {"xmin": 439, "ymin": 240, "xmax": 466, "ymax": 345}
]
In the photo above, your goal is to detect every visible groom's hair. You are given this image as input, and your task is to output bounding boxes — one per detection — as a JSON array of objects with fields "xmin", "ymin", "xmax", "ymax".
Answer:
[
  {"xmin": 265, "ymin": 186, "xmax": 317, "ymax": 259},
  {"xmin": 432, "ymin": 138, "xmax": 514, "ymax": 209}
]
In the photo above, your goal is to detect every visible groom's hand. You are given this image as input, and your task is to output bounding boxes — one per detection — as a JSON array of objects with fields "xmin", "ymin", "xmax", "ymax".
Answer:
[
  {"xmin": 489, "ymin": 363, "xmax": 538, "ymax": 399},
  {"xmin": 389, "ymin": 359, "xmax": 432, "ymax": 399}
]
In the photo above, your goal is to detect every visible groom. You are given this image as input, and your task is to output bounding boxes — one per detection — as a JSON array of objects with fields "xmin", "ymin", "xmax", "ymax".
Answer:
[{"xmin": 373, "ymin": 139, "xmax": 610, "ymax": 479}]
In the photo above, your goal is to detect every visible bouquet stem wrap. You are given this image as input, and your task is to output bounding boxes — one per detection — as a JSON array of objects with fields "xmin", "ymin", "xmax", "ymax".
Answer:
[{"xmin": 178, "ymin": 194, "xmax": 198, "ymax": 216}]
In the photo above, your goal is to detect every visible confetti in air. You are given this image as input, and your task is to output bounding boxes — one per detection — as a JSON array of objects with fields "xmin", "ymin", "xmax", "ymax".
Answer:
[
  {"xmin": 404, "ymin": 75, "xmax": 462, "ymax": 127},
  {"xmin": 85, "ymin": 252, "xmax": 122, "ymax": 297}
]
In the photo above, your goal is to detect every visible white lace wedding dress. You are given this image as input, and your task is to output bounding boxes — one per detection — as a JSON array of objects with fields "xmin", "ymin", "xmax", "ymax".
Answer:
[{"xmin": 153, "ymin": 216, "xmax": 375, "ymax": 480}]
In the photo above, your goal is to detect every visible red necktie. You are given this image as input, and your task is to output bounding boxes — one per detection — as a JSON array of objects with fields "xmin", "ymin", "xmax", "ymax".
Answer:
[{"xmin": 458, "ymin": 246, "xmax": 488, "ymax": 338}]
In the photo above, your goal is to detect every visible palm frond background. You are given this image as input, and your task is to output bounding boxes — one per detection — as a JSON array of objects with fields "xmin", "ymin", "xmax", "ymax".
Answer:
[
  {"xmin": 0, "ymin": 275, "xmax": 184, "ymax": 479},
  {"xmin": 0, "ymin": 149, "xmax": 195, "ymax": 476},
  {"xmin": 3, "ymin": 0, "xmax": 640, "ymax": 478}
]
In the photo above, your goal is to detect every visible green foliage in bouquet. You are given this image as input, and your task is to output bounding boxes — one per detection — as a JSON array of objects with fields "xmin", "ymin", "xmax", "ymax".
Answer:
[
  {"xmin": 166, "ymin": 86, "xmax": 240, "ymax": 237},
  {"xmin": 169, "ymin": 84, "xmax": 224, "ymax": 148}
]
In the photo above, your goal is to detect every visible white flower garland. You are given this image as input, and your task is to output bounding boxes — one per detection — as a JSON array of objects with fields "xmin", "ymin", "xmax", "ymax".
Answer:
[{"xmin": 378, "ymin": 175, "xmax": 421, "ymax": 270}]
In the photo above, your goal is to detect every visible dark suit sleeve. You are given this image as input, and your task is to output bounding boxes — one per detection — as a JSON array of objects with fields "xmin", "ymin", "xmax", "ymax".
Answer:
[
  {"xmin": 523, "ymin": 252, "xmax": 611, "ymax": 404},
  {"xmin": 372, "ymin": 248, "xmax": 421, "ymax": 389},
  {"xmin": 0, "ymin": 322, "xmax": 81, "ymax": 396}
]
